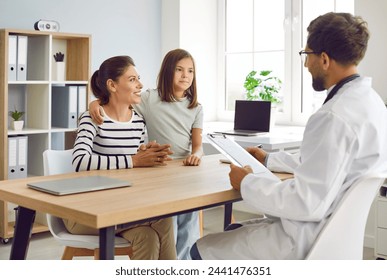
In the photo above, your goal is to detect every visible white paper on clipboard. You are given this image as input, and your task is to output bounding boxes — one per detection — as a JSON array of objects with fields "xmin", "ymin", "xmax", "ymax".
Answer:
[{"xmin": 206, "ymin": 133, "xmax": 277, "ymax": 179}]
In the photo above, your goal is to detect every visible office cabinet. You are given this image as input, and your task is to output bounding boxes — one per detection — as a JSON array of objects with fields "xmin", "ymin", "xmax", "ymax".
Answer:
[
  {"xmin": 0, "ymin": 29, "xmax": 91, "ymax": 242},
  {"xmin": 375, "ymin": 183, "xmax": 387, "ymax": 259}
]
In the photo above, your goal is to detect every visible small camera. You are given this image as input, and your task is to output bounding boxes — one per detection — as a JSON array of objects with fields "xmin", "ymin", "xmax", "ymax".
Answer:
[{"xmin": 34, "ymin": 20, "xmax": 60, "ymax": 32}]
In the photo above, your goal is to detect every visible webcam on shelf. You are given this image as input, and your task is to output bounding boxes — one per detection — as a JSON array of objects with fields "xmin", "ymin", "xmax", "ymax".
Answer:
[{"xmin": 34, "ymin": 20, "xmax": 60, "ymax": 32}]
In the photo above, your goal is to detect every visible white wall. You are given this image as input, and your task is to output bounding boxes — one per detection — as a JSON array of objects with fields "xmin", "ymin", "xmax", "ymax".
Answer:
[
  {"xmin": 0, "ymin": 0, "xmax": 162, "ymax": 89},
  {"xmin": 161, "ymin": 0, "xmax": 219, "ymax": 121},
  {"xmin": 0, "ymin": 0, "xmax": 219, "ymax": 120},
  {"xmin": 355, "ymin": 0, "xmax": 387, "ymax": 103},
  {"xmin": 354, "ymin": 0, "xmax": 387, "ymax": 249}
]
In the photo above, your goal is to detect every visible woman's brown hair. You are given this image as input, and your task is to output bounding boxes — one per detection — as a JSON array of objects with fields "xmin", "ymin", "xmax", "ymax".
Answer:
[{"xmin": 91, "ymin": 55, "xmax": 135, "ymax": 105}]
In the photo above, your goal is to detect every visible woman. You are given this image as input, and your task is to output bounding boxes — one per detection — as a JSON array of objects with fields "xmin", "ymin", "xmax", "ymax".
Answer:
[{"xmin": 70, "ymin": 55, "xmax": 176, "ymax": 260}]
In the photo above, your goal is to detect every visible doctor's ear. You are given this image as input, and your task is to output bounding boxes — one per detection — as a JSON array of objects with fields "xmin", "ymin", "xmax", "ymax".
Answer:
[{"xmin": 321, "ymin": 52, "xmax": 330, "ymax": 69}]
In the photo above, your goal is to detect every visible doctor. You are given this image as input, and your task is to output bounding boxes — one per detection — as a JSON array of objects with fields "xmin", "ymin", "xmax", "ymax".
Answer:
[{"xmin": 191, "ymin": 12, "xmax": 387, "ymax": 259}]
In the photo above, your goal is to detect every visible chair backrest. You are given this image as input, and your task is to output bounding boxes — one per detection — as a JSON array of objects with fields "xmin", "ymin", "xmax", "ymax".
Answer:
[
  {"xmin": 43, "ymin": 149, "xmax": 74, "ymax": 176},
  {"xmin": 306, "ymin": 176, "xmax": 385, "ymax": 260},
  {"xmin": 43, "ymin": 149, "xmax": 75, "ymax": 241},
  {"xmin": 46, "ymin": 213, "xmax": 68, "ymax": 239},
  {"xmin": 42, "ymin": 149, "xmax": 132, "ymax": 254}
]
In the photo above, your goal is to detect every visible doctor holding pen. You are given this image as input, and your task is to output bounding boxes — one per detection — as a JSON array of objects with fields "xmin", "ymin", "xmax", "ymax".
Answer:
[{"xmin": 191, "ymin": 12, "xmax": 387, "ymax": 260}]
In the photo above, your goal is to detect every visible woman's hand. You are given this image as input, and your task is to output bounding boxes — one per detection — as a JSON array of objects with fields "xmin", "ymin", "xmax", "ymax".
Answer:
[
  {"xmin": 229, "ymin": 164, "xmax": 253, "ymax": 191},
  {"xmin": 89, "ymin": 100, "xmax": 104, "ymax": 125},
  {"xmin": 132, "ymin": 143, "xmax": 173, "ymax": 167}
]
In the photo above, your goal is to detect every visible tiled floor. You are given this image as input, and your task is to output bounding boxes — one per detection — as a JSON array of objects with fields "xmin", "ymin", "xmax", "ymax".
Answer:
[{"xmin": 0, "ymin": 207, "xmax": 378, "ymax": 260}]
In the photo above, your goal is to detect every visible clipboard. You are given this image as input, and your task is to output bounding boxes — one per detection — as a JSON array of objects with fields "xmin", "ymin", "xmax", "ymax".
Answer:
[{"xmin": 206, "ymin": 133, "xmax": 278, "ymax": 179}]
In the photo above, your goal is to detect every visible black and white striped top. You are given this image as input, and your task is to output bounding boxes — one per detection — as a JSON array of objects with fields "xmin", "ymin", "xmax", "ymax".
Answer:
[{"xmin": 72, "ymin": 110, "xmax": 146, "ymax": 171}]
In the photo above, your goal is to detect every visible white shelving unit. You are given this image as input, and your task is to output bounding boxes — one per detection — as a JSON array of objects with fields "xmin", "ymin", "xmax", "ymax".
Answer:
[{"xmin": 0, "ymin": 29, "xmax": 91, "ymax": 242}]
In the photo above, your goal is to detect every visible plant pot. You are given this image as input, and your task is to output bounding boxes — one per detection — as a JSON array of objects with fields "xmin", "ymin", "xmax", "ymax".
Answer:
[
  {"xmin": 53, "ymin": 61, "xmax": 66, "ymax": 81},
  {"xmin": 11, "ymin": 120, "xmax": 24, "ymax": 131}
]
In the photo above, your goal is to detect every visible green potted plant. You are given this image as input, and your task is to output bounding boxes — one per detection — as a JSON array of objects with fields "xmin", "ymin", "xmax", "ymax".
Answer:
[
  {"xmin": 244, "ymin": 70, "xmax": 282, "ymax": 129},
  {"xmin": 9, "ymin": 107, "xmax": 25, "ymax": 131},
  {"xmin": 243, "ymin": 70, "xmax": 282, "ymax": 103}
]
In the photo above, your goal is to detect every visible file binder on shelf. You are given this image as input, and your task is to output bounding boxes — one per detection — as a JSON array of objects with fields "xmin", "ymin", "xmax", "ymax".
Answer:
[
  {"xmin": 16, "ymin": 36, "xmax": 28, "ymax": 81},
  {"xmin": 51, "ymin": 85, "xmax": 78, "ymax": 128},
  {"xmin": 77, "ymin": 85, "xmax": 87, "ymax": 118},
  {"xmin": 8, "ymin": 35, "xmax": 17, "ymax": 81},
  {"xmin": 8, "ymin": 136, "xmax": 28, "ymax": 179}
]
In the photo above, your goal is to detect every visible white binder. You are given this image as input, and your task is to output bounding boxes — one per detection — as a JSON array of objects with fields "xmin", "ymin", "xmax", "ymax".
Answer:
[
  {"xmin": 77, "ymin": 85, "xmax": 87, "ymax": 118},
  {"xmin": 8, "ymin": 35, "xmax": 17, "ymax": 81},
  {"xmin": 8, "ymin": 136, "xmax": 28, "ymax": 179},
  {"xmin": 16, "ymin": 36, "xmax": 28, "ymax": 81},
  {"xmin": 69, "ymin": 86, "xmax": 77, "ymax": 126}
]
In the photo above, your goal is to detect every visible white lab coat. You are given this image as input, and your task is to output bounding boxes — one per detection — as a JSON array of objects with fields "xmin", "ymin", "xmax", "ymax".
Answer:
[{"xmin": 197, "ymin": 77, "xmax": 387, "ymax": 259}]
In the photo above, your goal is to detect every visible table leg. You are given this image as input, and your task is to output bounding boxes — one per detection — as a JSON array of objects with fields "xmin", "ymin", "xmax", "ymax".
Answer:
[
  {"xmin": 223, "ymin": 203, "xmax": 233, "ymax": 230},
  {"xmin": 99, "ymin": 226, "xmax": 115, "ymax": 260},
  {"xmin": 10, "ymin": 206, "xmax": 35, "ymax": 260}
]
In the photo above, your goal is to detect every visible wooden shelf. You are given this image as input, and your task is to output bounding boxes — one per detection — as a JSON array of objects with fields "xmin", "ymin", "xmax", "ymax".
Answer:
[
  {"xmin": 0, "ymin": 29, "xmax": 91, "ymax": 240},
  {"xmin": 4, "ymin": 221, "xmax": 48, "ymax": 238}
]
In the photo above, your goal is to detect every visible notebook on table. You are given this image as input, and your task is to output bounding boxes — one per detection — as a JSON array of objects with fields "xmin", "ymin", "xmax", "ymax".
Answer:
[
  {"xmin": 215, "ymin": 100, "xmax": 271, "ymax": 136},
  {"xmin": 206, "ymin": 133, "xmax": 278, "ymax": 180},
  {"xmin": 27, "ymin": 175, "xmax": 131, "ymax": 196}
]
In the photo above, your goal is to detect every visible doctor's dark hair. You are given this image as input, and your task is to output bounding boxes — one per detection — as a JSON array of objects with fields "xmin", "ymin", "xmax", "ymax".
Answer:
[
  {"xmin": 91, "ymin": 55, "xmax": 136, "ymax": 105},
  {"xmin": 307, "ymin": 12, "xmax": 369, "ymax": 66},
  {"xmin": 157, "ymin": 48, "xmax": 198, "ymax": 109}
]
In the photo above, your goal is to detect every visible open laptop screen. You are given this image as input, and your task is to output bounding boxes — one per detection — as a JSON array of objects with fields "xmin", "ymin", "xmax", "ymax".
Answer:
[{"xmin": 234, "ymin": 100, "xmax": 271, "ymax": 131}]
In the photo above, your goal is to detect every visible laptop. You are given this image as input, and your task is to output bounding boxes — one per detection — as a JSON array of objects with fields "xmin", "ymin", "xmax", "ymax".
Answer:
[
  {"xmin": 27, "ymin": 175, "xmax": 131, "ymax": 196},
  {"xmin": 215, "ymin": 100, "xmax": 271, "ymax": 136}
]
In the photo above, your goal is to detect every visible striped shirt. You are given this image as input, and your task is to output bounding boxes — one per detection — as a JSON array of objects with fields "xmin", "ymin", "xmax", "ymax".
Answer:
[{"xmin": 72, "ymin": 110, "xmax": 146, "ymax": 171}]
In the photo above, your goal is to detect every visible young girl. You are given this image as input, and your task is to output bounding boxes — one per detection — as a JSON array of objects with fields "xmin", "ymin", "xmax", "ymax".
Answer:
[
  {"xmin": 71, "ymin": 55, "xmax": 177, "ymax": 260},
  {"xmin": 89, "ymin": 49, "xmax": 204, "ymax": 259}
]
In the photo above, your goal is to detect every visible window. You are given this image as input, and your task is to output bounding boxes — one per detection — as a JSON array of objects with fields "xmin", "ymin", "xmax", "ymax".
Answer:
[{"xmin": 218, "ymin": 0, "xmax": 354, "ymax": 125}]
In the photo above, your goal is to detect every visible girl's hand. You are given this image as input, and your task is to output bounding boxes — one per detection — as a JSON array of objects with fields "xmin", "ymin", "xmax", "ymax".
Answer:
[
  {"xmin": 183, "ymin": 154, "xmax": 202, "ymax": 166},
  {"xmin": 89, "ymin": 100, "xmax": 104, "ymax": 125}
]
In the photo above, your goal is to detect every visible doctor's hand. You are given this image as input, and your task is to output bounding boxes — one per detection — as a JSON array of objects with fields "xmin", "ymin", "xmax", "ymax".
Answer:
[
  {"xmin": 89, "ymin": 100, "xmax": 104, "ymax": 125},
  {"xmin": 229, "ymin": 164, "xmax": 253, "ymax": 191},
  {"xmin": 246, "ymin": 146, "xmax": 267, "ymax": 165}
]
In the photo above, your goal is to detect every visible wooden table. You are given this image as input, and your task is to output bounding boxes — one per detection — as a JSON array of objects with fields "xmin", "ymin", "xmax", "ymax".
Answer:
[{"xmin": 0, "ymin": 154, "xmax": 292, "ymax": 260}]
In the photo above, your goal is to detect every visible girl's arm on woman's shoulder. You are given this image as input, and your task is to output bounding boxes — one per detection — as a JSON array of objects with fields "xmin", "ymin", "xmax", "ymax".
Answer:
[{"xmin": 88, "ymin": 100, "xmax": 104, "ymax": 125}]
